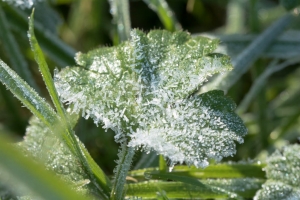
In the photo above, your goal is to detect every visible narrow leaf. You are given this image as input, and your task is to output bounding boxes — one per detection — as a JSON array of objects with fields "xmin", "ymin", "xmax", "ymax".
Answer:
[
  {"xmin": 143, "ymin": 0, "xmax": 181, "ymax": 31},
  {"xmin": 110, "ymin": 142, "xmax": 135, "ymax": 200},
  {"xmin": 0, "ymin": 134, "xmax": 91, "ymax": 200},
  {"xmin": 28, "ymin": 9, "xmax": 66, "ymax": 121},
  {"xmin": 108, "ymin": 0, "xmax": 131, "ymax": 41},
  {"xmin": 28, "ymin": 11, "xmax": 112, "ymax": 197},
  {"xmin": 203, "ymin": 13, "xmax": 294, "ymax": 93},
  {"xmin": 0, "ymin": 59, "xmax": 56, "ymax": 126}
]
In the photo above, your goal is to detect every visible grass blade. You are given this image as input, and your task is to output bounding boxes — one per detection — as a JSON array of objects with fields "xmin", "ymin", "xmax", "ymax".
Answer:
[
  {"xmin": 0, "ymin": 59, "xmax": 56, "ymax": 127},
  {"xmin": 129, "ymin": 163, "xmax": 265, "ymax": 181},
  {"xmin": 203, "ymin": 13, "xmax": 294, "ymax": 93},
  {"xmin": 0, "ymin": 134, "xmax": 91, "ymax": 200},
  {"xmin": 237, "ymin": 57, "xmax": 300, "ymax": 114},
  {"xmin": 28, "ymin": 10, "xmax": 66, "ymax": 119},
  {"xmin": 143, "ymin": 0, "xmax": 181, "ymax": 31},
  {"xmin": 108, "ymin": 0, "xmax": 131, "ymax": 41},
  {"xmin": 28, "ymin": 11, "xmax": 111, "ymax": 197}
]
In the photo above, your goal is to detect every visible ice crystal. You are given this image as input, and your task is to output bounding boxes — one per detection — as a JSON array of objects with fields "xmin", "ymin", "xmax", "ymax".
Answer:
[
  {"xmin": 2, "ymin": 0, "xmax": 42, "ymax": 9},
  {"xmin": 254, "ymin": 145, "xmax": 300, "ymax": 200},
  {"xmin": 54, "ymin": 29, "xmax": 247, "ymax": 168}
]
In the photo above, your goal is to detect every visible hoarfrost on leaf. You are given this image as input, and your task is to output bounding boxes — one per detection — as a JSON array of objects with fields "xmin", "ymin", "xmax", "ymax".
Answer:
[
  {"xmin": 254, "ymin": 144, "xmax": 300, "ymax": 200},
  {"xmin": 54, "ymin": 29, "xmax": 247, "ymax": 168},
  {"xmin": 16, "ymin": 116, "xmax": 101, "ymax": 198}
]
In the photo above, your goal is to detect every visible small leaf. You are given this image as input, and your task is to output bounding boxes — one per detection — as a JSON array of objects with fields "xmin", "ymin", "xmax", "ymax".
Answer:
[
  {"xmin": 0, "ymin": 134, "xmax": 90, "ymax": 200},
  {"xmin": 54, "ymin": 29, "xmax": 246, "ymax": 169},
  {"xmin": 254, "ymin": 144, "xmax": 300, "ymax": 200},
  {"xmin": 17, "ymin": 116, "xmax": 103, "ymax": 198}
]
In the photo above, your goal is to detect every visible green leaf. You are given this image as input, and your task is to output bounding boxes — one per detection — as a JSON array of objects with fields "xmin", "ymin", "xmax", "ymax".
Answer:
[
  {"xmin": 16, "ymin": 116, "xmax": 104, "ymax": 198},
  {"xmin": 254, "ymin": 145, "xmax": 300, "ymax": 200},
  {"xmin": 129, "ymin": 163, "xmax": 265, "ymax": 181},
  {"xmin": 126, "ymin": 178, "xmax": 263, "ymax": 199},
  {"xmin": 0, "ymin": 59, "xmax": 56, "ymax": 127},
  {"xmin": 28, "ymin": 11, "xmax": 111, "ymax": 197},
  {"xmin": 280, "ymin": 0, "xmax": 300, "ymax": 10},
  {"xmin": 0, "ymin": 134, "xmax": 91, "ymax": 200},
  {"xmin": 54, "ymin": 29, "xmax": 246, "ymax": 169},
  {"xmin": 28, "ymin": 9, "xmax": 66, "ymax": 121}
]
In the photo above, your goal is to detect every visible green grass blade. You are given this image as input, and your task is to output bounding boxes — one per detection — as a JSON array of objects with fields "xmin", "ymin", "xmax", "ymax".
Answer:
[
  {"xmin": 143, "ymin": 0, "xmax": 181, "ymax": 31},
  {"xmin": 28, "ymin": 10, "xmax": 66, "ymax": 120},
  {"xmin": 110, "ymin": 143, "xmax": 135, "ymax": 200},
  {"xmin": 28, "ymin": 11, "xmax": 111, "ymax": 197},
  {"xmin": 126, "ymin": 179, "xmax": 263, "ymax": 199},
  {"xmin": 0, "ymin": 135, "xmax": 91, "ymax": 200},
  {"xmin": 0, "ymin": 4, "xmax": 39, "ymax": 92},
  {"xmin": 108, "ymin": 0, "xmax": 131, "ymax": 41},
  {"xmin": 129, "ymin": 163, "xmax": 265, "ymax": 181},
  {"xmin": 0, "ymin": 59, "xmax": 56, "ymax": 127},
  {"xmin": 203, "ymin": 13, "xmax": 294, "ymax": 93}
]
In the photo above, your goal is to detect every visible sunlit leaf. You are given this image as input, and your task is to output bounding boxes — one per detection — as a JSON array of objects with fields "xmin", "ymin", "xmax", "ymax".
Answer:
[{"xmin": 54, "ymin": 29, "xmax": 247, "ymax": 169}]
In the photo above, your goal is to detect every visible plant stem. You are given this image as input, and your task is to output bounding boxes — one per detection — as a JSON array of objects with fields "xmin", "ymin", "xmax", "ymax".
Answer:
[{"xmin": 111, "ymin": 141, "xmax": 135, "ymax": 200}]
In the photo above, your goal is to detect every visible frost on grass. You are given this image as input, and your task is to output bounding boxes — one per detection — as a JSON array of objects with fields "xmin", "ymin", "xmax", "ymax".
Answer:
[
  {"xmin": 54, "ymin": 29, "xmax": 247, "ymax": 169},
  {"xmin": 15, "ymin": 116, "xmax": 100, "ymax": 198},
  {"xmin": 2, "ymin": 0, "xmax": 43, "ymax": 9},
  {"xmin": 254, "ymin": 145, "xmax": 300, "ymax": 200}
]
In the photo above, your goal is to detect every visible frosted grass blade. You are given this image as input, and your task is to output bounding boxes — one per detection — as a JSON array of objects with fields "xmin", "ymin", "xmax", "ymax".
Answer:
[
  {"xmin": 110, "ymin": 142, "xmax": 135, "ymax": 200},
  {"xmin": 28, "ymin": 10, "xmax": 66, "ymax": 120},
  {"xmin": 0, "ymin": 135, "xmax": 91, "ymax": 200},
  {"xmin": 0, "ymin": 5, "xmax": 39, "ymax": 91},
  {"xmin": 143, "ymin": 0, "xmax": 181, "ymax": 31},
  {"xmin": 29, "ymin": 10, "xmax": 112, "ymax": 197},
  {"xmin": 0, "ymin": 59, "xmax": 56, "ymax": 127}
]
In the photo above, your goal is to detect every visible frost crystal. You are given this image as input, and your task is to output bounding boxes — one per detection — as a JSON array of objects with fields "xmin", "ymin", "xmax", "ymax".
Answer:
[
  {"xmin": 2, "ymin": 0, "xmax": 42, "ymax": 9},
  {"xmin": 254, "ymin": 145, "xmax": 300, "ymax": 200},
  {"xmin": 54, "ymin": 29, "xmax": 247, "ymax": 168}
]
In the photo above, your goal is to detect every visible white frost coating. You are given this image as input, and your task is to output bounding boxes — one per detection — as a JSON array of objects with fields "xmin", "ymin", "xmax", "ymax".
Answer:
[
  {"xmin": 2, "ymin": 0, "xmax": 43, "ymax": 9},
  {"xmin": 254, "ymin": 145, "xmax": 300, "ymax": 200},
  {"xmin": 54, "ymin": 30, "xmax": 247, "ymax": 169}
]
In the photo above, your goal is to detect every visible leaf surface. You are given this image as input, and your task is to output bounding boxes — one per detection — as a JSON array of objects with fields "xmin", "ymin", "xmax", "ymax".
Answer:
[
  {"xmin": 254, "ymin": 145, "xmax": 300, "ymax": 200},
  {"xmin": 54, "ymin": 29, "xmax": 247, "ymax": 168}
]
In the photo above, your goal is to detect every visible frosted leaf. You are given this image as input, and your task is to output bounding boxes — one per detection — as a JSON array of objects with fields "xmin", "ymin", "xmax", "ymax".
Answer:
[
  {"xmin": 2, "ymin": 0, "xmax": 43, "ymax": 9},
  {"xmin": 54, "ymin": 29, "xmax": 246, "ymax": 168},
  {"xmin": 254, "ymin": 145, "xmax": 300, "ymax": 200},
  {"xmin": 16, "ymin": 116, "xmax": 100, "ymax": 198}
]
